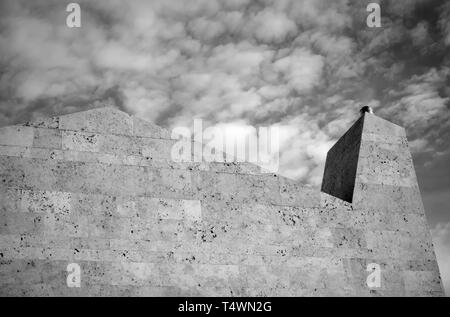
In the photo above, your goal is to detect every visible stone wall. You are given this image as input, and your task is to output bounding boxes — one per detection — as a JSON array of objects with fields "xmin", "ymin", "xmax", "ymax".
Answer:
[{"xmin": 0, "ymin": 108, "xmax": 444, "ymax": 296}]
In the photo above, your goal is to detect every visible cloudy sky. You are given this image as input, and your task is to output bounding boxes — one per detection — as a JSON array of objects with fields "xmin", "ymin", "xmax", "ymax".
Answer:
[{"xmin": 0, "ymin": 0, "xmax": 449, "ymax": 294}]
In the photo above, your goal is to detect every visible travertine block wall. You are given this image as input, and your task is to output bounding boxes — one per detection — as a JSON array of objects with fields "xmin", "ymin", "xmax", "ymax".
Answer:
[{"xmin": 0, "ymin": 108, "xmax": 444, "ymax": 296}]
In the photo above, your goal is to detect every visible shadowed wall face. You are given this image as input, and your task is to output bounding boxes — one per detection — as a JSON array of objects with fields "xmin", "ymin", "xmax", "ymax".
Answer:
[{"xmin": 321, "ymin": 116, "xmax": 363, "ymax": 203}]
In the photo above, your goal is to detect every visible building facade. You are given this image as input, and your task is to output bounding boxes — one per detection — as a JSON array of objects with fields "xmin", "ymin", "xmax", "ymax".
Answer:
[{"xmin": 0, "ymin": 107, "xmax": 444, "ymax": 296}]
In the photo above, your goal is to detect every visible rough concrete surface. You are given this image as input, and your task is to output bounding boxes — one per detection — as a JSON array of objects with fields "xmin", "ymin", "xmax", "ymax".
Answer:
[{"xmin": 0, "ymin": 108, "xmax": 444, "ymax": 296}]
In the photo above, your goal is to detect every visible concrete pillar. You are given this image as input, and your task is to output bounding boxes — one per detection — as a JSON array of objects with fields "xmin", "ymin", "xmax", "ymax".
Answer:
[
  {"xmin": 322, "ymin": 112, "xmax": 445, "ymax": 296},
  {"xmin": 322, "ymin": 112, "xmax": 421, "ymax": 213}
]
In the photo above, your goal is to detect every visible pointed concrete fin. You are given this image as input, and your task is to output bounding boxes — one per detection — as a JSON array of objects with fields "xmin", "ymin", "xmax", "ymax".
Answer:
[
  {"xmin": 322, "ymin": 113, "xmax": 444, "ymax": 296},
  {"xmin": 321, "ymin": 112, "xmax": 419, "ymax": 212}
]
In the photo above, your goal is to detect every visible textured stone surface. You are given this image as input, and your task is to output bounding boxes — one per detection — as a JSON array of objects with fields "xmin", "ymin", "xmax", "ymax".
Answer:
[{"xmin": 0, "ymin": 107, "xmax": 444, "ymax": 296}]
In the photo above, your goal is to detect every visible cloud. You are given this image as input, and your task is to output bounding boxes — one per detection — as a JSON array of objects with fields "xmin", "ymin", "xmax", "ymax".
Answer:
[
  {"xmin": 382, "ymin": 67, "xmax": 450, "ymax": 133},
  {"xmin": 409, "ymin": 138, "xmax": 430, "ymax": 153},
  {"xmin": 431, "ymin": 222, "xmax": 450, "ymax": 296},
  {"xmin": 438, "ymin": 2, "xmax": 450, "ymax": 45},
  {"xmin": 410, "ymin": 21, "xmax": 429, "ymax": 47},
  {"xmin": 249, "ymin": 8, "xmax": 298, "ymax": 44},
  {"xmin": 276, "ymin": 114, "xmax": 334, "ymax": 185},
  {"xmin": 273, "ymin": 48, "xmax": 324, "ymax": 94}
]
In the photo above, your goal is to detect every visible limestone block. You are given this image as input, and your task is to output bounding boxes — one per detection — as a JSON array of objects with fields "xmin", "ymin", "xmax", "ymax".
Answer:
[
  {"xmin": 279, "ymin": 177, "xmax": 320, "ymax": 207},
  {"xmin": 361, "ymin": 132, "xmax": 407, "ymax": 145},
  {"xmin": 182, "ymin": 200, "xmax": 202, "ymax": 221},
  {"xmin": 234, "ymin": 173, "xmax": 280, "ymax": 204},
  {"xmin": 0, "ymin": 259, "xmax": 47, "ymax": 286},
  {"xmin": 59, "ymin": 107, "xmax": 133, "ymax": 136},
  {"xmin": 0, "ymin": 235, "xmax": 20, "ymax": 250},
  {"xmin": 71, "ymin": 249, "xmax": 116, "ymax": 262},
  {"xmin": 43, "ymin": 213, "xmax": 89, "ymax": 238},
  {"xmin": 59, "ymin": 162, "xmax": 144, "ymax": 196},
  {"xmin": 140, "ymin": 138, "xmax": 175, "ymax": 160},
  {"xmin": 331, "ymin": 227, "xmax": 366, "ymax": 249},
  {"xmin": 0, "ymin": 246, "xmax": 66, "ymax": 261},
  {"xmin": 323, "ymin": 208, "xmax": 429, "ymax": 232},
  {"xmin": 0, "ymin": 145, "xmax": 31, "ymax": 158},
  {"xmin": 108, "ymin": 261, "xmax": 160, "ymax": 286},
  {"xmin": 86, "ymin": 216, "xmax": 117, "ymax": 239},
  {"xmin": 0, "ymin": 186, "xmax": 21, "ymax": 213},
  {"xmin": 159, "ymin": 263, "xmax": 243, "ymax": 290},
  {"xmin": 109, "ymin": 238, "xmax": 154, "ymax": 252},
  {"xmin": 198, "ymin": 199, "xmax": 237, "ymax": 225},
  {"xmin": 358, "ymin": 138, "xmax": 410, "ymax": 159},
  {"xmin": 216, "ymin": 172, "xmax": 239, "ymax": 200},
  {"xmin": 356, "ymin": 141, "xmax": 417, "ymax": 187},
  {"xmin": 243, "ymin": 265, "xmax": 289, "ymax": 291},
  {"xmin": 19, "ymin": 189, "xmax": 72, "ymax": 214},
  {"xmin": 208, "ymin": 161, "xmax": 261, "ymax": 175},
  {"xmin": 396, "ymin": 258, "xmax": 441, "ymax": 272},
  {"xmin": 26, "ymin": 235, "xmax": 72, "ymax": 249},
  {"xmin": 71, "ymin": 237, "xmax": 110, "ymax": 250},
  {"xmin": 79, "ymin": 261, "xmax": 110, "ymax": 285},
  {"xmin": 135, "ymin": 198, "xmax": 202, "ymax": 221},
  {"xmin": 191, "ymin": 170, "xmax": 222, "ymax": 200},
  {"xmin": 23, "ymin": 116, "xmax": 60, "ymax": 129},
  {"xmin": 0, "ymin": 157, "xmax": 64, "ymax": 191},
  {"xmin": 33, "ymin": 128, "xmax": 62, "ymax": 149},
  {"xmin": 352, "ymin": 183, "xmax": 425, "ymax": 214},
  {"xmin": 71, "ymin": 192, "xmax": 117, "ymax": 218},
  {"xmin": 0, "ymin": 126, "xmax": 34, "ymax": 147},
  {"xmin": 30, "ymin": 148, "xmax": 63, "ymax": 161},
  {"xmin": 0, "ymin": 212, "xmax": 45, "ymax": 235},
  {"xmin": 403, "ymin": 271, "xmax": 443, "ymax": 295},
  {"xmin": 0, "ymin": 146, "xmax": 60, "ymax": 162},
  {"xmin": 269, "ymin": 226, "xmax": 333, "ymax": 250},
  {"xmin": 110, "ymin": 249, "xmax": 162, "ymax": 263},
  {"xmin": 253, "ymin": 204, "xmax": 317, "ymax": 228},
  {"xmin": 62, "ymin": 131, "xmax": 139, "ymax": 156},
  {"xmin": 144, "ymin": 168, "xmax": 194, "ymax": 199},
  {"xmin": 362, "ymin": 115, "xmax": 406, "ymax": 137},
  {"xmin": 63, "ymin": 150, "xmax": 124, "ymax": 166},
  {"xmin": 116, "ymin": 199, "xmax": 139, "ymax": 218},
  {"xmin": 132, "ymin": 116, "xmax": 171, "ymax": 139},
  {"xmin": 365, "ymin": 230, "xmax": 435, "ymax": 259},
  {"xmin": 287, "ymin": 257, "xmax": 345, "ymax": 291}
]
